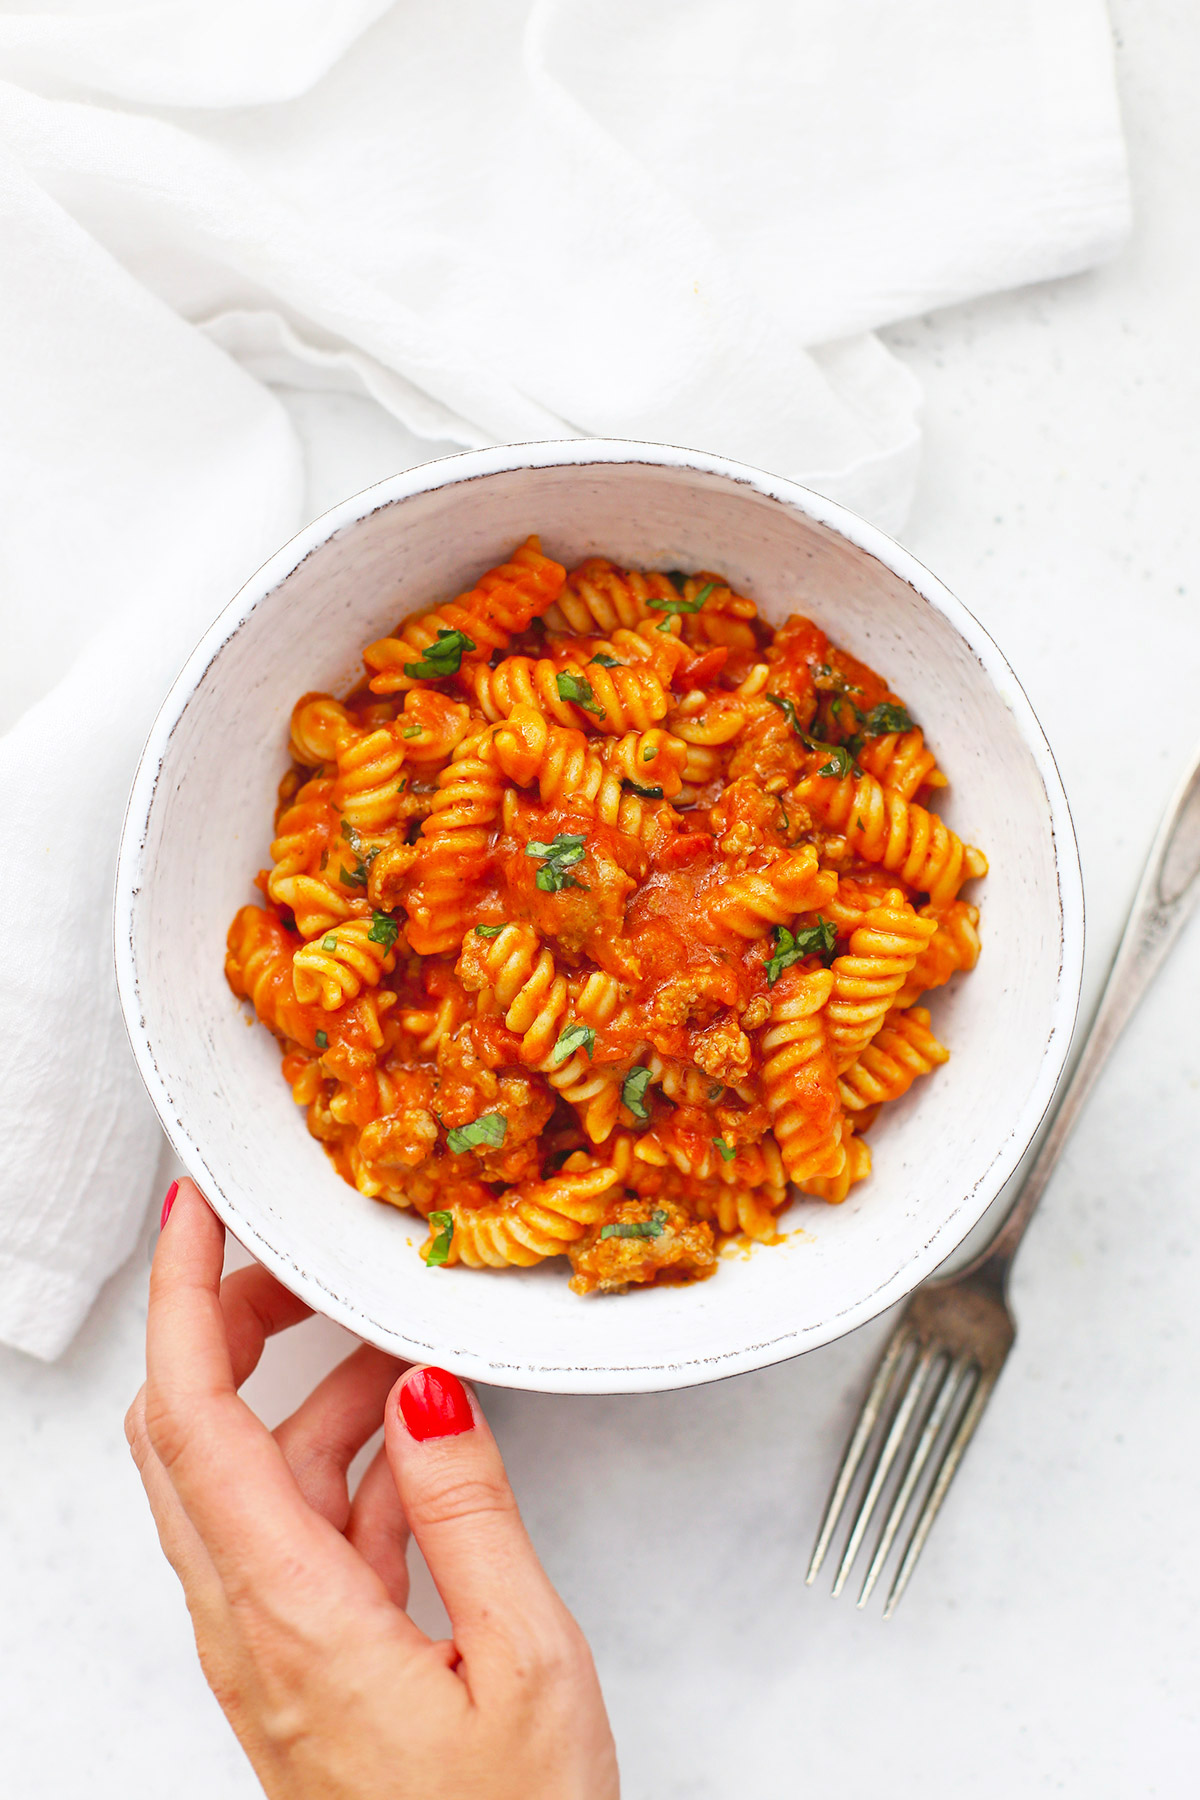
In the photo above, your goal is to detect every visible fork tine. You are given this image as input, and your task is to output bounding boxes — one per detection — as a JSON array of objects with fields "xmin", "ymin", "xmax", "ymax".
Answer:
[
  {"xmin": 881, "ymin": 1367, "xmax": 1000, "ymax": 1619},
  {"xmin": 830, "ymin": 1342, "xmax": 942, "ymax": 1596},
  {"xmin": 856, "ymin": 1350, "xmax": 974, "ymax": 1608},
  {"xmin": 806, "ymin": 1319, "xmax": 913, "ymax": 1585}
]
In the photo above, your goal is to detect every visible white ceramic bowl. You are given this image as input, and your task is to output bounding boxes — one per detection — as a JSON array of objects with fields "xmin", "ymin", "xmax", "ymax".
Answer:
[{"xmin": 115, "ymin": 440, "xmax": 1083, "ymax": 1394}]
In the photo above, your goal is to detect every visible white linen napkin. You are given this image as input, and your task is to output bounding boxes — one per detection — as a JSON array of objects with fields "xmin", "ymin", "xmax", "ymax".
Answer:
[{"xmin": 0, "ymin": 0, "xmax": 1129, "ymax": 1358}]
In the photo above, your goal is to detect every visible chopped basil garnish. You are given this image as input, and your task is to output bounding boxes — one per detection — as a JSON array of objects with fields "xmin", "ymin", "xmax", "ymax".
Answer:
[
  {"xmin": 367, "ymin": 911, "xmax": 399, "ymax": 951},
  {"xmin": 474, "ymin": 923, "xmax": 505, "ymax": 938},
  {"xmin": 319, "ymin": 848, "xmax": 329, "ymax": 871},
  {"xmin": 315, "ymin": 1030, "xmax": 328, "ymax": 1050},
  {"xmin": 767, "ymin": 691, "xmax": 861, "ymax": 771},
  {"xmin": 713, "ymin": 1137, "xmax": 736, "ymax": 1163},
  {"xmin": 817, "ymin": 746, "xmax": 855, "ymax": 779},
  {"xmin": 339, "ymin": 819, "xmax": 381, "ymax": 889},
  {"xmin": 446, "ymin": 1113, "xmax": 508, "ymax": 1154},
  {"xmin": 665, "ymin": 570, "xmax": 689, "ymax": 592},
  {"xmin": 621, "ymin": 1065, "xmax": 653, "ymax": 1120},
  {"xmin": 859, "ymin": 701, "xmax": 914, "ymax": 737},
  {"xmin": 642, "ymin": 743, "xmax": 658, "ymax": 763},
  {"xmin": 526, "ymin": 833, "xmax": 586, "ymax": 861},
  {"xmin": 556, "ymin": 670, "xmax": 606, "ymax": 719},
  {"xmin": 526, "ymin": 833, "xmax": 588, "ymax": 893},
  {"xmin": 600, "ymin": 1209, "xmax": 668, "ymax": 1241},
  {"xmin": 648, "ymin": 581, "xmax": 713, "ymax": 616},
  {"xmin": 813, "ymin": 662, "xmax": 864, "ymax": 697},
  {"xmin": 426, "ymin": 1210, "xmax": 454, "ymax": 1266},
  {"xmin": 588, "ymin": 653, "xmax": 621, "ymax": 668},
  {"xmin": 403, "ymin": 627, "xmax": 476, "ymax": 680},
  {"xmin": 403, "ymin": 724, "xmax": 422, "ymax": 739},
  {"xmin": 322, "ymin": 935, "xmax": 338, "ymax": 951},
  {"xmin": 551, "ymin": 1023, "xmax": 595, "ymax": 1065},
  {"xmin": 622, "ymin": 780, "xmax": 664, "ymax": 799},
  {"xmin": 765, "ymin": 692, "xmax": 806, "ymax": 735},
  {"xmin": 648, "ymin": 579, "xmax": 714, "ymax": 632},
  {"xmin": 536, "ymin": 864, "xmax": 588, "ymax": 894},
  {"xmin": 764, "ymin": 917, "xmax": 838, "ymax": 986}
]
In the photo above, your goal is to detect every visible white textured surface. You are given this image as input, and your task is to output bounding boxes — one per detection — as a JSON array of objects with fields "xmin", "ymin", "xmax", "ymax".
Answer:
[
  {"xmin": 116, "ymin": 444, "xmax": 1078, "ymax": 1391},
  {"xmin": 3, "ymin": 7, "xmax": 1200, "ymax": 1796}
]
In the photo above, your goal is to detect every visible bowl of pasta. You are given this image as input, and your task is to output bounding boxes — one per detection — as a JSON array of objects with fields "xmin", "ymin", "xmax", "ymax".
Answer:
[{"xmin": 115, "ymin": 440, "xmax": 1082, "ymax": 1393}]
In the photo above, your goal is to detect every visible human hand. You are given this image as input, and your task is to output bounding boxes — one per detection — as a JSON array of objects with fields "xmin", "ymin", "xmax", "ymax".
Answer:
[{"xmin": 125, "ymin": 1180, "xmax": 619, "ymax": 1799}]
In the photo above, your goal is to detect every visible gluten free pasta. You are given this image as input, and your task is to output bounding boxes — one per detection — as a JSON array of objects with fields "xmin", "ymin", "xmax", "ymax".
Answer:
[{"xmin": 225, "ymin": 537, "xmax": 986, "ymax": 1294}]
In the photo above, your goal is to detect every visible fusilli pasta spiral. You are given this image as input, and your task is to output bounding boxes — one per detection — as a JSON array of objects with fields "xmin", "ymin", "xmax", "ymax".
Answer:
[{"xmin": 796, "ymin": 769, "xmax": 988, "ymax": 908}]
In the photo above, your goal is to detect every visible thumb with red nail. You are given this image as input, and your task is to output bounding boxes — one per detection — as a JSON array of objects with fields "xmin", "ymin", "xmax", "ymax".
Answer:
[{"xmin": 127, "ymin": 1180, "xmax": 619, "ymax": 1799}]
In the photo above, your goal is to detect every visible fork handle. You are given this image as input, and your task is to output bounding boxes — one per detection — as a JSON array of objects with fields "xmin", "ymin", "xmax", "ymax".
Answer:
[{"xmin": 965, "ymin": 738, "xmax": 1200, "ymax": 1288}]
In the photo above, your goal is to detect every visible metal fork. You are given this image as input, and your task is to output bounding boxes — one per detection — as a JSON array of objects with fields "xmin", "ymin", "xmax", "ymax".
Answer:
[{"xmin": 807, "ymin": 739, "xmax": 1200, "ymax": 1617}]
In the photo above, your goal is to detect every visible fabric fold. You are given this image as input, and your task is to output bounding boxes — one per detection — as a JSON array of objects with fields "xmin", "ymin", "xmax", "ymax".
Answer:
[{"xmin": 0, "ymin": 0, "xmax": 1129, "ymax": 1356}]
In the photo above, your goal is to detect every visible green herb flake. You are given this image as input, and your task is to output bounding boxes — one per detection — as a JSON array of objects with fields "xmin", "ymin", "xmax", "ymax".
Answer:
[
  {"xmin": 403, "ymin": 627, "xmax": 477, "ymax": 681},
  {"xmin": 474, "ymin": 923, "xmax": 505, "ymax": 938},
  {"xmin": 665, "ymin": 570, "xmax": 689, "ymax": 593},
  {"xmin": 446, "ymin": 1113, "xmax": 508, "ymax": 1154},
  {"xmin": 765, "ymin": 691, "xmax": 849, "ymax": 762},
  {"xmin": 538, "ymin": 866, "xmax": 587, "ymax": 894},
  {"xmin": 588, "ymin": 653, "xmax": 621, "ymax": 668},
  {"xmin": 859, "ymin": 701, "xmax": 915, "ymax": 737},
  {"xmin": 426, "ymin": 1210, "xmax": 454, "ymax": 1267},
  {"xmin": 813, "ymin": 662, "xmax": 864, "ymax": 699},
  {"xmin": 600, "ymin": 1209, "xmax": 668, "ymax": 1241},
  {"xmin": 556, "ymin": 670, "xmax": 606, "ymax": 719},
  {"xmin": 646, "ymin": 580, "xmax": 715, "ymax": 620},
  {"xmin": 817, "ymin": 746, "xmax": 855, "ymax": 780},
  {"xmin": 621, "ymin": 1065, "xmax": 653, "ymax": 1121},
  {"xmin": 526, "ymin": 832, "xmax": 588, "ymax": 894},
  {"xmin": 319, "ymin": 849, "xmax": 328, "ymax": 871},
  {"xmin": 367, "ymin": 911, "xmax": 400, "ymax": 951},
  {"xmin": 526, "ymin": 833, "xmax": 586, "ymax": 862},
  {"xmin": 713, "ymin": 1137, "xmax": 736, "ymax": 1163},
  {"xmin": 322, "ymin": 935, "xmax": 338, "ymax": 952},
  {"xmin": 765, "ymin": 692, "xmax": 805, "ymax": 735},
  {"xmin": 551, "ymin": 1023, "xmax": 595, "ymax": 1066},
  {"xmin": 315, "ymin": 1030, "xmax": 328, "ymax": 1050},
  {"xmin": 642, "ymin": 744, "xmax": 658, "ymax": 763},
  {"xmin": 337, "ymin": 819, "xmax": 383, "ymax": 889},
  {"xmin": 622, "ymin": 779, "xmax": 664, "ymax": 800},
  {"xmin": 403, "ymin": 724, "xmax": 422, "ymax": 739},
  {"xmin": 764, "ymin": 916, "xmax": 838, "ymax": 985}
]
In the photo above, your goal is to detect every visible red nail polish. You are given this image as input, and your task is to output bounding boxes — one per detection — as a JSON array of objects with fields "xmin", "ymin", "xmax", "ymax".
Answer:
[
  {"xmin": 159, "ymin": 1181, "xmax": 179, "ymax": 1230},
  {"xmin": 399, "ymin": 1367, "xmax": 475, "ymax": 1441}
]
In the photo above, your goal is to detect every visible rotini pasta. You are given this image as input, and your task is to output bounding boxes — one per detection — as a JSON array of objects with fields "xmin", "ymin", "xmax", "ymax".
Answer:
[{"xmin": 227, "ymin": 538, "xmax": 986, "ymax": 1294}]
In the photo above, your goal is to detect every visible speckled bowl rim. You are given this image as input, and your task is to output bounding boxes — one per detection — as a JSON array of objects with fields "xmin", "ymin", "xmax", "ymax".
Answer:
[{"xmin": 114, "ymin": 438, "xmax": 1084, "ymax": 1393}]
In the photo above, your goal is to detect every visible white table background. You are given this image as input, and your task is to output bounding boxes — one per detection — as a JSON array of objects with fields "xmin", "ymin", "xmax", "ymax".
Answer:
[{"xmin": 4, "ymin": 4, "xmax": 1199, "ymax": 1794}]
